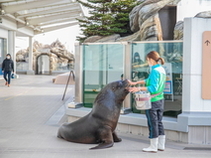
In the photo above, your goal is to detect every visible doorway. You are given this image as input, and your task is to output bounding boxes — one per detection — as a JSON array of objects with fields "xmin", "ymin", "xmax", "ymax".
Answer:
[
  {"xmin": 36, "ymin": 55, "xmax": 50, "ymax": 75},
  {"xmin": 159, "ymin": 6, "xmax": 177, "ymax": 40}
]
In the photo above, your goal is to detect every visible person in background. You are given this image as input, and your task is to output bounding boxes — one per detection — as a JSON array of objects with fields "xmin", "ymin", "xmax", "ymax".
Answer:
[
  {"xmin": 2, "ymin": 54, "xmax": 14, "ymax": 87},
  {"xmin": 128, "ymin": 51, "xmax": 166, "ymax": 153},
  {"xmin": 132, "ymin": 52, "xmax": 148, "ymax": 80}
]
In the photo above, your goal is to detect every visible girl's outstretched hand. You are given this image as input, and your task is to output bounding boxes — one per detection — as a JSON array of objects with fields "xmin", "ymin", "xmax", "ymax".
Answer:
[
  {"xmin": 128, "ymin": 87, "xmax": 140, "ymax": 93},
  {"xmin": 128, "ymin": 80, "xmax": 137, "ymax": 86}
]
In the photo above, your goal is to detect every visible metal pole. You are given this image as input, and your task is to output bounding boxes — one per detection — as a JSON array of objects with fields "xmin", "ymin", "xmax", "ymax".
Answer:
[{"xmin": 62, "ymin": 70, "xmax": 75, "ymax": 101}]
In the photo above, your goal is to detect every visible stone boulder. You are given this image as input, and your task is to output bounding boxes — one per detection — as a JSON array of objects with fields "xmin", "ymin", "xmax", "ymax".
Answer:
[
  {"xmin": 84, "ymin": 36, "xmax": 104, "ymax": 43},
  {"xmin": 94, "ymin": 34, "xmax": 121, "ymax": 42}
]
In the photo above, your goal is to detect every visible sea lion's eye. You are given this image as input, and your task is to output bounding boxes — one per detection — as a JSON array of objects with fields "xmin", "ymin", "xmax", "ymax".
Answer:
[{"xmin": 112, "ymin": 87, "xmax": 116, "ymax": 91}]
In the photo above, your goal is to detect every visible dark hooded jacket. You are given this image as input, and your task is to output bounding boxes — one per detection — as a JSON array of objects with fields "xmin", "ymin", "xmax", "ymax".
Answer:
[{"xmin": 2, "ymin": 58, "xmax": 14, "ymax": 72}]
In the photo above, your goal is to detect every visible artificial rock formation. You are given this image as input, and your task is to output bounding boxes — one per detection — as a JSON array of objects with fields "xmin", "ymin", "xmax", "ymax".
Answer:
[{"xmin": 16, "ymin": 40, "xmax": 74, "ymax": 73}]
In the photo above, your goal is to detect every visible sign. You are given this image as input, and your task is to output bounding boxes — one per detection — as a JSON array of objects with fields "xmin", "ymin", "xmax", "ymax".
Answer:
[
  {"xmin": 163, "ymin": 63, "xmax": 174, "ymax": 101},
  {"xmin": 202, "ymin": 31, "xmax": 211, "ymax": 99},
  {"xmin": 164, "ymin": 81, "xmax": 172, "ymax": 94}
]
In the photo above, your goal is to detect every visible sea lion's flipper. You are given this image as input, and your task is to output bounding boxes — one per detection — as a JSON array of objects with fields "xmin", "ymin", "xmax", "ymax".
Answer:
[
  {"xmin": 90, "ymin": 142, "xmax": 114, "ymax": 150},
  {"xmin": 112, "ymin": 131, "xmax": 122, "ymax": 142},
  {"xmin": 90, "ymin": 128, "xmax": 114, "ymax": 149}
]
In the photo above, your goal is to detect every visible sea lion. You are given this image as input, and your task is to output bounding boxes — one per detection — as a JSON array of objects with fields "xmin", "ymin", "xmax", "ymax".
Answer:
[{"xmin": 57, "ymin": 79, "xmax": 129, "ymax": 149}]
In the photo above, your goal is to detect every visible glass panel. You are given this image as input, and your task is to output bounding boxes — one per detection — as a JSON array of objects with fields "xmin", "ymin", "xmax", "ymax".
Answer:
[
  {"xmin": 131, "ymin": 42, "xmax": 183, "ymax": 117},
  {"xmin": 83, "ymin": 44, "xmax": 124, "ymax": 107}
]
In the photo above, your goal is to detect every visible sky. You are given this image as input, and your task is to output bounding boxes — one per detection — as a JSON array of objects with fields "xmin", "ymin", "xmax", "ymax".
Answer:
[
  {"xmin": 16, "ymin": 24, "xmax": 81, "ymax": 54},
  {"xmin": 34, "ymin": 25, "xmax": 81, "ymax": 54}
]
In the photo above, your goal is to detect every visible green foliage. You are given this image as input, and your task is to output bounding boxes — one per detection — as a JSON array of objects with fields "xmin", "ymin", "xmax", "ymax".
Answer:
[{"xmin": 76, "ymin": 0, "xmax": 141, "ymax": 42}]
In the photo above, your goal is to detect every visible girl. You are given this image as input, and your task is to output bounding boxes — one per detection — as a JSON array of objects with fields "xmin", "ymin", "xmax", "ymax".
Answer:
[{"xmin": 128, "ymin": 51, "xmax": 166, "ymax": 153}]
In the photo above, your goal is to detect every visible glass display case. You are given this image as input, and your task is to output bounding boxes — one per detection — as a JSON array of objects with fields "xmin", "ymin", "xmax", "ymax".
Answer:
[
  {"xmin": 81, "ymin": 41, "xmax": 183, "ymax": 117},
  {"xmin": 83, "ymin": 44, "xmax": 124, "ymax": 107}
]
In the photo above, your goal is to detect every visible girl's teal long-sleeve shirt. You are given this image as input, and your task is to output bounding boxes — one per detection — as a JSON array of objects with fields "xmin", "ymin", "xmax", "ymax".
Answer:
[{"xmin": 144, "ymin": 64, "xmax": 166, "ymax": 102}]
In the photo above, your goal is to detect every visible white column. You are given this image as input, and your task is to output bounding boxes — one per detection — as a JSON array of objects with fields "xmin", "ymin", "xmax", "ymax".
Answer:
[
  {"xmin": 67, "ymin": 42, "xmax": 83, "ymax": 108},
  {"xmin": 177, "ymin": 18, "xmax": 211, "ymax": 144},
  {"xmin": 8, "ymin": 31, "xmax": 16, "ymax": 72},
  {"xmin": 121, "ymin": 42, "xmax": 131, "ymax": 114},
  {"xmin": 182, "ymin": 17, "xmax": 211, "ymax": 112},
  {"xmin": 27, "ymin": 36, "xmax": 35, "ymax": 75}
]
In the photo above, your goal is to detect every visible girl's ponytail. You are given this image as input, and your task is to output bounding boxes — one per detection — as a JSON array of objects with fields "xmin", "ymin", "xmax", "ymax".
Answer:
[{"xmin": 159, "ymin": 57, "xmax": 165, "ymax": 65}]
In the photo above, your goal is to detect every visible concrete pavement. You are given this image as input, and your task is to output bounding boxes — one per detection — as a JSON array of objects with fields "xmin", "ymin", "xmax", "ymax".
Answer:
[{"xmin": 0, "ymin": 74, "xmax": 210, "ymax": 158}]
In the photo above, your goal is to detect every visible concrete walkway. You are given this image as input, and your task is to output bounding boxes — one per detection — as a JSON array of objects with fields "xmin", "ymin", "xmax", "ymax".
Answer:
[{"xmin": 0, "ymin": 75, "xmax": 210, "ymax": 158}]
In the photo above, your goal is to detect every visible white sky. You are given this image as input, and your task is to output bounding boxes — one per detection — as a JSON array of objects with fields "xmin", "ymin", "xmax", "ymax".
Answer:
[{"xmin": 16, "ymin": 24, "xmax": 81, "ymax": 54}]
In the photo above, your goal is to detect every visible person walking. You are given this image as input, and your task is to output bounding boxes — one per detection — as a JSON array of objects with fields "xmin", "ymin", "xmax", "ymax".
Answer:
[
  {"xmin": 2, "ymin": 54, "xmax": 14, "ymax": 87},
  {"xmin": 128, "ymin": 51, "xmax": 166, "ymax": 153}
]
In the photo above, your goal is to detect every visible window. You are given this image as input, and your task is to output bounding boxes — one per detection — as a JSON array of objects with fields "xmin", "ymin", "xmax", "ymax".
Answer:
[
  {"xmin": 131, "ymin": 41, "xmax": 183, "ymax": 117},
  {"xmin": 83, "ymin": 44, "xmax": 124, "ymax": 107}
]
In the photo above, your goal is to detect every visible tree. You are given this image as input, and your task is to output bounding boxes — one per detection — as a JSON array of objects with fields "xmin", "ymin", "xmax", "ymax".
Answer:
[{"xmin": 76, "ymin": 0, "xmax": 141, "ymax": 42}]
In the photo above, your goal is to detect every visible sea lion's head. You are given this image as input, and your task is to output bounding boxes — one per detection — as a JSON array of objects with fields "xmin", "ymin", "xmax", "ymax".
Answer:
[
  {"xmin": 109, "ymin": 79, "xmax": 129, "ymax": 101},
  {"xmin": 94, "ymin": 79, "xmax": 129, "ymax": 106}
]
